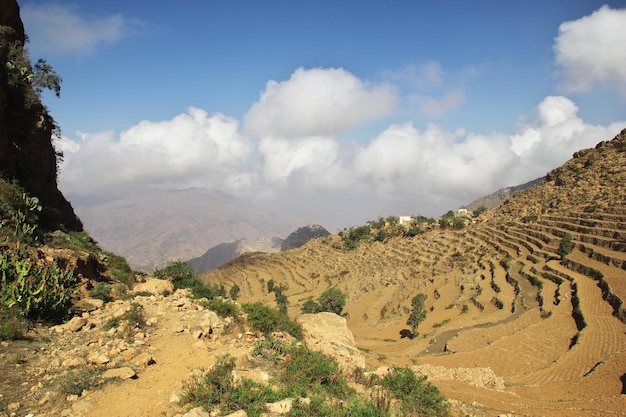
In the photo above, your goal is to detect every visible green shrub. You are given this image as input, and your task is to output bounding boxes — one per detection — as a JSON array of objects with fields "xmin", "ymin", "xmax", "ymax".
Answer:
[
  {"xmin": 229, "ymin": 284, "xmax": 240, "ymax": 300},
  {"xmin": 183, "ymin": 354, "xmax": 281, "ymax": 417},
  {"xmin": 48, "ymin": 231, "xmax": 100, "ymax": 253},
  {"xmin": 281, "ymin": 344, "xmax": 350, "ymax": 398},
  {"xmin": 558, "ymin": 233, "xmax": 574, "ymax": 259},
  {"xmin": 301, "ymin": 297, "xmax": 321, "ymax": 314},
  {"xmin": 56, "ymin": 366, "xmax": 105, "ymax": 396},
  {"xmin": 380, "ymin": 367, "xmax": 450, "ymax": 416},
  {"xmin": 0, "ymin": 307, "xmax": 26, "ymax": 340},
  {"xmin": 317, "ymin": 287, "xmax": 346, "ymax": 315},
  {"xmin": 89, "ymin": 282, "xmax": 112, "ymax": 302},
  {"xmin": 242, "ymin": 302, "xmax": 281, "ymax": 335},
  {"xmin": 522, "ymin": 214, "xmax": 538, "ymax": 223},
  {"xmin": 242, "ymin": 302, "xmax": 302, "ymax": 339},
  {"xmin": 154, "ymin": 260, "xmax": 224, "ymax": 299},
  {"xmin": 201, "ymin": 298, "xmax": 239, "ymax": 318},
  {"xmin": 0, "ymin": 242, "xmax": 77, "ymax": 319},
  {"xmin": 104, "ymin": 252, "xmax": 134, "ymax": 286}
]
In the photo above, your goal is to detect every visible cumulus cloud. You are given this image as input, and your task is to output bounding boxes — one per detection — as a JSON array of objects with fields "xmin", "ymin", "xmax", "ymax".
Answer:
[
  {"xmin": 258, "ymin": 136, "xmax": 348, "ymax": 191},
  {"xmin": 21, "ymin": 3, "xmax": 135, "ymax": 55},
  {"xmin": 56, "ymin": 64, "xmax": 625, "ymax": 226},
  {"xmin": 59, "ymin": 108, "xmax": 252, "ymax": 198},
  {"xmin": 244, "ymin": 67, "xmax": 397, "ymax": 138},
  {"xmin": 554, "ymin": 5, "xmax": 626, "ymax": 95},
  {"xmin": 352, "ymin": 96, "xmax": 624, "ymax": 213}
]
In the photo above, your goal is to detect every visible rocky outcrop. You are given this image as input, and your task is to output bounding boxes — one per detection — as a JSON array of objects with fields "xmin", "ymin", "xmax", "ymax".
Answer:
[
  {"xmin": 280, "ymin": 224, "xmax": 330, "ymax": 251},
  {"xmin": 0, "ymin": 0, "xmax": 82, "ymax": 231},
  {"xmin": 297, "ymin": 312, "xmax": 365, "ymax": 371}
]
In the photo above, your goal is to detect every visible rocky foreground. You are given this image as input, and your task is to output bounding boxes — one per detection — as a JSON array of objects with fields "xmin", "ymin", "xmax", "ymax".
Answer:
[{"xmin": 0, "ymin": 278, "xmax": 511, "ymax": 417}]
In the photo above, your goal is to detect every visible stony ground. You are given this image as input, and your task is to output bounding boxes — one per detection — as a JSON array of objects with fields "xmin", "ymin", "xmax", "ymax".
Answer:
[{"xmin": 0, "ymin": 287, "xmax": 261, "ymax": 417}]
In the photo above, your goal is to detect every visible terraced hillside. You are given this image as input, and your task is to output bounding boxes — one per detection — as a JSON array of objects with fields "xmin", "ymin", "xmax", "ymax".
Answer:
[{"xmin": 202, "ymin": 129, "xmax": 626, "ymax": 417}]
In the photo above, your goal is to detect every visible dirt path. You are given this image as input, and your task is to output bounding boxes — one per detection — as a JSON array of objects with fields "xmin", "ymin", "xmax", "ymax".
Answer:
[{"xmin": 66, "ymin": 298, "xmax": 250, "ymax": 417}]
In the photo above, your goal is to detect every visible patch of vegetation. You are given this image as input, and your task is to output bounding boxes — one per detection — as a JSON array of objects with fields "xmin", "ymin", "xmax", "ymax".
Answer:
[
  {"xmin": 406, "ymin": 294, "xmax": 427, "ymax": 338},
  {"xmin": 472, "ymin": 206, "xmax": 487, "ymax": 217},
  {"xmin": 339, "ymin": 225, "xmax": 371, "ymax": 250},
  {"xmin": 103, "ymin": 302, "xmax": 146, "ymax": 341},
  {"xmin": 196, "ymin": 339, "xmax": 450, "ymax": 417},
  {"xmin": 558, "ymin": 233, "xmax": 574, "ymax": 259},
  {"xmin": 0, "ymin": 306, "xmax": 26, "ymax": 340},
  {"xmin": 183, "ymin": 355, "xmax": 281, "ymax": 417},
  {"xmin": 200, "ymin": 298, "xmax": 239, "ymax": 318},
  {"xmin": 154, "ymin": 260, "xmax": 225, "ymax": 299},
  {"xmin": 242, "ymin": 302, "xmax": 302, "ymax": 339},
  {"xmin": 377, "ymin": 367, "xmax": 450, "ymax": 416},
  {"xmin": 47, "ymin": 230, "xmax": 100, "ymax": 253},
  {"xmin": 89, "ymin": 282, "xmax": 112, "ymax": 302},
  {"xmin": 522, "ymin": 214, "xmax": 539, "ymax": 223},
  {"xmin": 529, "ymin": 275, "xmax": 543, "ymax": 289},
  {"xmin": 281, "ymin": 344, "xmax": 350, "ymax": 398},
  {"xmin": 499, "ymin": 254, "xmax": 513, "ymax": 271},
  {"xmin": 56, "ymin": 366, "xmax": 106, "ymax": 396},
  {"xmin": 229, "ymin": 283, "xmax": 240, "ymax": 300},
  {"xmin": 300, "ymin": 287, "xmax": 347, "ymax": 316},
  {"xmin": 103, "ymin": 252, "xmax": 134, "ymax": 286},
  {"xmin": 1, "ymin": 198, "xmax": 78, "ymax": 320}
]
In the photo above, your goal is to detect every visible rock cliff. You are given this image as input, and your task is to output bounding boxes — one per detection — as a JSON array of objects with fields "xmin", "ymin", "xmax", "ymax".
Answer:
[{"xmin": 0, "ymin": 0, "xmax": 81, "ymax": 231}]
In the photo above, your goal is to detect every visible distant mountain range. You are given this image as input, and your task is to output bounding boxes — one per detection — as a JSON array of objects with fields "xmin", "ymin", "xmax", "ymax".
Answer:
[
  {"xmin": 75, "ymin": 189, "xmax": 297, "ymax": 271},
  {"xmin": 188, "ymin": 224, "xmax": 331, "ymax": 274},
  {"xmin": 188, "ymin": 237, "xmax": 284, "ymax": 274}
]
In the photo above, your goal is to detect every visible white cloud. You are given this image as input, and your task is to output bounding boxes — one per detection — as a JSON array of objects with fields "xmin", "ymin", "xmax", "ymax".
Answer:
[
  {"xmin": 59, "ymin": 108, "xmax": 251, "ymax": 197},
  {"xmin": 554, "ymin": 5, "xmax": 626, "ymax": 95},
  {"xmin": 21, "ymin": 3, "xmax": 134, "ymax": 55},
  {"xmin": 353, "ymin": 96, "xmax": 624, "ymax": 211},
  {"xmin": 244, "ymin": 67, "xmax": 397, "ymax": 138},
  {"xmin": 258, "ymin": 136, "xmax": 350, "ymax": 194},
  {"xmin": 56, "ymin": 65, "xmax": 625, "ymax": 225}
]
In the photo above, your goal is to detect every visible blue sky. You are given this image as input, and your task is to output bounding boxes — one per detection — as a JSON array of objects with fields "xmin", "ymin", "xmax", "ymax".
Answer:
[{"xmin": 19, "ymin": 0, "xmax": 626, "ymax": 227}]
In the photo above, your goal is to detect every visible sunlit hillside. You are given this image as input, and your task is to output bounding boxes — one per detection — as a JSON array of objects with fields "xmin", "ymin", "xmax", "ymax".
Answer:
[{"xmin": 202, "ymin": 129, "xmax": 626, "ymax": 417}]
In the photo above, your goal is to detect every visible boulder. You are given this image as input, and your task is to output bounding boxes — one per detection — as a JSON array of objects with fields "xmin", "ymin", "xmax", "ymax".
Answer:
[
  {"xmin": 102, "ymin": 367, "xmax": 137, "ymax": 380},
  {"xmin": 297, "ymin": 312, "xmax": 365, "ymax": 371},
  {"xmin": 132, "ymin": 278, "xmax": 174, "ymax": 296}
]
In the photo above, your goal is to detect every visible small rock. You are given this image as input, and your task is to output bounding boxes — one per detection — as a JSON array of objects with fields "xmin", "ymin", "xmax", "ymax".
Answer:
[
  {"xmin": 132, "ymin": 352, "xmax": 156, "ymax": 368},
  {"xmin": 7, "ymin": 402, "xmax": 20, "ymax": 412},
  {"xmin": 266, "ymin": 398, "xmax": 293, "ymax": 414},
  {"xmin": 169, "ymin": 390, "xmax": 181, "ymax": 404},
  {"xmin": 38, "ymin": 391, "xmax": 53, "ymax": 405},
  {"xmin": 121, "ymin": 348, "xmax": 137, "ymax": 361},
  {"xmin": 64, "ymin": 317, "xmax": 87, "ymax": 332},
  {"xmin": 87, "ymin": 353, "xmax": 110, "ymax": 365},
  {"xmin": 180, "ymin": 406, "xmax": 210, "ymax": 417},
  {"xmin": 62, "ymin": 357, "xmax": 87, "ymax": 368},
  {"xmin": 102, "ymin": 367, "xmax": 137, "ymax": 380},
  {"xmin": 66, "ymin": 394, "xmax": 79, "ymax": 402},
  {"xmin": 375, "ymin": 366, "xmax": 392, "ymax": 377},
  {"xmin": 224, "ymin": 411, "xmax": 247, "ymax": 417}
]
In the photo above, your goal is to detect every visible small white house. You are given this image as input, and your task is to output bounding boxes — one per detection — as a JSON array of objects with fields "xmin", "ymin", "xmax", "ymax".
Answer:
[
  {"xmin": 398, "ymin": 215, "xmax": 413, "ymax": 226},
  {"xmin": 456, "ymin": 208, "xmax": 469, "ymax": 217}
]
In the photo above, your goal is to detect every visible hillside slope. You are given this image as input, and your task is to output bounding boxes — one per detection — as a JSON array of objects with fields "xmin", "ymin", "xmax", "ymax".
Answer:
[{"xmin": 202, "ymin": 128, "xmax": 626, "ymax": 417}]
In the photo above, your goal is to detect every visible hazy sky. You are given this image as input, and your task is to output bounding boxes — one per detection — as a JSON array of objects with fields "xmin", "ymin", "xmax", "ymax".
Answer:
[{"xmin": 20, "ymin": 1, "xmax": 626, "ymax": 228}]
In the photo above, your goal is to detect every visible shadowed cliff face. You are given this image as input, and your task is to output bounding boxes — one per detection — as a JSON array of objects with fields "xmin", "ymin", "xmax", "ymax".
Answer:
[{"xmin": 0, "ymin": 0, "xmax": 82, "ymax": 231}]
